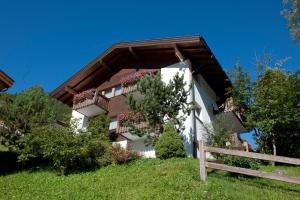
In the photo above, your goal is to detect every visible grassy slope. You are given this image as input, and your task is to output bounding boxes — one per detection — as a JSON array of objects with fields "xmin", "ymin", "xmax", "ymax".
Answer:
[{"xmin": 1, "ymin": 158, "xmax": 300, "ymax": 200}]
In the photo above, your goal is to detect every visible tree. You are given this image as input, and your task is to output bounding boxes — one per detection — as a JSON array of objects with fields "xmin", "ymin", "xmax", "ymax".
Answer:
[
  {"xmin": 226, "ymin": 60, "xmax": 252, "ymax": 128},
  {"xmin": 0, "ymin": 86, "xmax": 71, "ymax": 151},
  {"xmin": 19, "ymin": 125, "xmax": 112, "ymax": 175},
  {"xmin": 205, "ymin": 115, "xmax": 233, "ymax": 148},
  {"xmin": 155, "ymin": 122, "xmax": 186, "ymax": 159},
  {"xmin": 87, "ymin": 113, "xmax": 111, "ymax": 141},
  {"xmin": 282, "ymin": 0, "xmax": 300, "ymax": 41},
  {"xmin": 249, "ymin": 67, "xmax": 300, "ymax": 160},
  {"xmin": 125, "ymin": 72, "xmax": 192, "ymax": 144}
]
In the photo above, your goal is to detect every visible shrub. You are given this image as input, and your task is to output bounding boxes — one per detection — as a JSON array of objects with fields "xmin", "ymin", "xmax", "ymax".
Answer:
[
  {"xmin": 111, "ymin": 144, "xmax": 140, "ymax": 164},
  {"xmin": 20, "ymin": 126, "xmax": 112, "ymax": 175},
  {"xmin": 223, "ymin": 155, "xmax": 259, "ymax": 170},
  {"xmin": 87, "ymin": 114, "xmax": 111, "ymax": 141},
  {"xmin": 155, "ymin": 122, "xmax": 186, "ymax": 159}
]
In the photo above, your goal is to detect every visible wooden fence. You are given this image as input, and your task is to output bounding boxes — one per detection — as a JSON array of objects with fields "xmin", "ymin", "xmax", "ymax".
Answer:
[{"xmin": 198, "ymin": 140, "xmax": 300, "ymax": 184}]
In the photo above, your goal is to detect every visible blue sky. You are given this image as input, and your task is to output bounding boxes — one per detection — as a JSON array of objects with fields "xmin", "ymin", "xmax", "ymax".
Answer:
[{"xmin": 0, "ymin": 1, "xmax": 299, "ymax": 147}]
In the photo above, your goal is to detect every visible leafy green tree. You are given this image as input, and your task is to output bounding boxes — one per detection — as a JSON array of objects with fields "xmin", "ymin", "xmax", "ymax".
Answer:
[
  {"xmin": 20, "ymin": 125, "xmax": 112, "ymax": 175},
  {"xmin": 205, "ymin": 115, "xmax": 233, "ymax": 148},
  {"xmin": 0, "ymin": 86, "xmax": 71, "ymax": 151},
  {"xmin": 282, "ymin": 0, "xmax": 300, "ymax": 41},
  {"xmin": 126, "ymin": 72, "xmax": 192, "ymax": 144},
  {"xmin": 226, "ymin": 61, "xmax": 252, "ymax": 128},
  {"xmin": 155, "ymin": 122, "xmax": 186, "ymax": 159},
  {"xmin": 87, "ymin": 113, "xmax": 111, "ymax": 141},
  {"xmin": 249, "ymin": 68, "xmax": 300, "ymax": 159}
]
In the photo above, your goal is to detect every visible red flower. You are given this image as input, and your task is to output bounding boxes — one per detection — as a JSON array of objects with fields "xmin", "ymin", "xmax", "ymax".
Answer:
[{"xmin": 73, "ymin": 89, "xmax": 96, "ymax": 104}]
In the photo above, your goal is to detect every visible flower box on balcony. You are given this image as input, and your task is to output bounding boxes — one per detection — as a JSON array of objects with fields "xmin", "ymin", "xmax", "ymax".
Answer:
[
  {"xmin": 116, "ymin": 112, "xmax": 148, "ymax": 136},
  {"xmin": 73, "ymin": 89, "xmax": 109, "ymax": 117},
  {"xmin": 120, "ymin": 70, "xmax": 156, "ymax": 87}
]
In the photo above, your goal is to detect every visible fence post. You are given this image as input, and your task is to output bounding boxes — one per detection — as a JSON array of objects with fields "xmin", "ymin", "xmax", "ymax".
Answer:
[{"xmin": 199, "ymin": 140, "xmax": 207, "ymax": 181}]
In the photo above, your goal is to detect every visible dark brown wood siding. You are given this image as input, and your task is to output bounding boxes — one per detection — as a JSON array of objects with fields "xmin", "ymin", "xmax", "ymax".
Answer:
[
  {"xmin": 108, "ymin": 95, "xmax": 130, "ymax": 117},
  {"xmin": 97, "ymin": 69, "xmax": 137, "ymax": 91}
]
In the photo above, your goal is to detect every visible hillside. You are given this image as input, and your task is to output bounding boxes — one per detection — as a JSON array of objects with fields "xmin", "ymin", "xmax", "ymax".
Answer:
[{"xmin": 1, "ymin": 158, "xmax": 300, "ymax": 200}]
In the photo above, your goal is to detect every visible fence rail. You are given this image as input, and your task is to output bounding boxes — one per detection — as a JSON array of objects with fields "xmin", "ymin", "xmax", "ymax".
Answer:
[{"xmin": 198, "ymin": 140, "xmax": 300, "ymax": 184}]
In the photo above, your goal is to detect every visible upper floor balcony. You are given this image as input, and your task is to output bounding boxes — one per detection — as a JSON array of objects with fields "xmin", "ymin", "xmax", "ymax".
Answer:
[
  {"xmin": 120, "ymin": 70, "xmax": 157, "ymax": 100},
  {"xmin": 73, "ymin": 89, "xmax": 109, "ymax": 117}
]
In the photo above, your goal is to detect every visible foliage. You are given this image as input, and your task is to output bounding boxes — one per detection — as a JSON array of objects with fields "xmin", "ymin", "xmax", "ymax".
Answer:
[
  {"xmin": 19, "ymin": 125, "xmax": 112, "ymax": 175},
  {"xmin": 249, "ymin": 67, "xmax": 300, "ymax": 157},
  {"xmin": 111, "ymin": 144, "xmax": 140, "ymax": 164},
  {"xmin": 117, "ymin": 112, "xmax": 140, "ymax": 126},
  {"xmin": 226, "ymin": 61, "xmax": 252, "ymax": 128},
  {"xmin": 1, "ymin": 159, "xmax": 300, "ymax": 200},
  {"xmin": 204, "ymin": 115, "xmax": 233, "ymax": 148},
  {"xmin": 87, "ymin": 113, "xmax": 111, "ymax": 141},
  {"xmin": 73, "ymin": 89, "xmax": 96, "ymax": 104},
  {"xmin": 120, "ymin": 70, "xmax": 156, "ymax": 87},
  {"xmin": 0, "ymin": 86, "xmax": 71, "ymax": 151},
  {"xmin": 155, "ymin": 122, "xmax": 186, "ymax": 159},
  {"xmin": 223, "ymin": 155, "xmax": 259, "ymax": 170},
  {"xmin": 282, "ymin": 0, "xmax": 300, "ymax": 41},
  {"xmin": 126, "ymin": 72, "xmax": 192, "ymax": 144}
]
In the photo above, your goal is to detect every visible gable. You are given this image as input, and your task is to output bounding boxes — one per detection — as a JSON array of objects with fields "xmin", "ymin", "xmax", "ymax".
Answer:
[{"xmin": 51, "ymin": 35, "xmax": 231, "ymax": 105}]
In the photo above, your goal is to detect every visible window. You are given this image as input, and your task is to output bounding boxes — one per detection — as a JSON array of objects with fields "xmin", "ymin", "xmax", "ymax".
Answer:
[
  {"xmin": 115, "ymin": 85, "xmax": 122, "ymax": 96},
  {"xmin": 109, "ymin": 118, "xmax": 118, "ymax": 130},
  {"xmin": 104, "ymin": 89, "xmax": 113, "ymax": 98},
  {"xmin": 102, "ymin": 85, "xmax": 122, "ymax": 98}
]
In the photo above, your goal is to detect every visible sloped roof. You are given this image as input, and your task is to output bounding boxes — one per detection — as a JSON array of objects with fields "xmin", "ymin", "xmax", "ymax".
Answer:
[
  {"xmin": 51, "ymin": 35, "xmax": 231, "ymax": 105},
  {"xmin": 0, "ymin": 70, "xmax": 14, "ymax": 91}
]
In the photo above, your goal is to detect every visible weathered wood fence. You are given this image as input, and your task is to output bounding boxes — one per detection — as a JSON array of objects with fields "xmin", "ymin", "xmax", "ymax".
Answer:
[{"xmin": 198, "ymin": 140, "xmax": 300, "ymax": 184}]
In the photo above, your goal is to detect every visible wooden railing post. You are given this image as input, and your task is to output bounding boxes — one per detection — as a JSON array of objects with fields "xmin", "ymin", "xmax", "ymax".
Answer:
[{"xmin": 198, "ymin": 140, "xmax": 207, "ymax": 182}]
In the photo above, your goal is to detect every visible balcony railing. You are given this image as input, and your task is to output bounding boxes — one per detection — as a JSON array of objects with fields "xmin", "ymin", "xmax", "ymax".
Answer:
[
  {"xmin": 116, "ymin": 112, "xmax": 147, "ymax": 134},
  {"xmin": 121, "ymin": 85, "xmax": 137, "ymax": 95},
  {"xmin": 73, "ymin": 89, "xmax": 109, "ymax": 117}
]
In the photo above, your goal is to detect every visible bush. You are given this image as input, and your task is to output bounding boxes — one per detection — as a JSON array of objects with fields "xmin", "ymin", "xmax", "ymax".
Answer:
[
  {"xmin": 223, "ymin": 155, "xmax": 259, "ymax": 170},
  {"xmin": 155, "ymin": 122, "xmax": 186, "ymax": 159},
  {"xmin": 111, "ymin": 144, "xmax": 140, "ymax": 164},
  {"xmin": 19, "ymin": 126, "xmax": 112, "ymax": 175}
]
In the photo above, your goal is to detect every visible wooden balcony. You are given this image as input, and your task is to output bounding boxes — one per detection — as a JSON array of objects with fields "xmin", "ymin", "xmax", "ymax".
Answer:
[
  {"xmin": 121, "ymin": 85, "xmax": 143, "ymax": 100},
  {"xmin": 116, "ymin": 112, "xmax": 148, "ymax": 140},
  {"xmin": 73, "ymin": 90, "xmax": 109, "ymax": 117}
]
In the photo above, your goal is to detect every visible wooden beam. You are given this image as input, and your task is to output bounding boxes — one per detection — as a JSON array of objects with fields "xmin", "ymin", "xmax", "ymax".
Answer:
[
  {"xmin": 206, "ymin": 162, "xmax": 300, "ymax": 185},
  {"xmin": 204, "ymin": 146, "xmax": 300, "ymax": 165},
  {"xmin": 174, "ymin": 45, "xmax": 185, "ymax": 62},
  {"xmin": 129, "ymin": 47, "xmax": 141, "ymax": 61},
  {"xmin": 64, "ymin": 86, "xmax": 77, "ymax": 95},
  {"xmin": 198, "ymin": 140, "xmax": 207, "ymax": 181},
  {"xmin": 100, "ymin": 60, "xmax": 112, "ymax": 71}
]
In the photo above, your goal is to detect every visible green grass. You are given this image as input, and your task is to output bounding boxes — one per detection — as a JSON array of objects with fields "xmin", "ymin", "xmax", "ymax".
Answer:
[{"xmin": 0, "ymin": 158, "xmax": 300, "ymax": 200}]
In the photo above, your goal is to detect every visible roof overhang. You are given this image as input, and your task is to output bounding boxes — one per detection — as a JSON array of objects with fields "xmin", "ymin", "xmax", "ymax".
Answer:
[
  {"xmin": 0, "ymin": 70, "xmax": 14, "ymax": 92},
  {"xmin": 51, "ymin": 35, "xmax": 231, "ymax": 105}
]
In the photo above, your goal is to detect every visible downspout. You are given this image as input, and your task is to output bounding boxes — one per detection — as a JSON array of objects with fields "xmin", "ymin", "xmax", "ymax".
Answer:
[{"xmin": 186, "ymin": 60, "xmax": 197, "ymax": 158}]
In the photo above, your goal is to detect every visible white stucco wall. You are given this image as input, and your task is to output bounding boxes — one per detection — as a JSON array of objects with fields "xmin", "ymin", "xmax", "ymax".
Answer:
[
  {"xmin": 131, "ymin": 139, "xmax": 156, "ymax": 158},
  {"xmin": 112, "ymin": 140, "xmax": 128, "ymax": 149},
  {"xmin": 71, "ymin": 110, "xmax": 88, "ymax": 130},
  {"xmin": 161, "ymin": 60, "xmax": 194, "ymax": 156},
  {"xmin": 161, "ymin": 60, "xmax": 218, "ymax": 158}
]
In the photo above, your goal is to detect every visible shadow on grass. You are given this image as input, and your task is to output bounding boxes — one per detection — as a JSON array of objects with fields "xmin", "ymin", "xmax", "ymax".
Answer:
[
  {"xmin": 0, "ymin": 151, "xmax": 19, "ymax": 175},
  {"xmin": 208, "ymin": 169, "xmax": 300, "ymax": 194},
  {"xmin": 0, "ymin": 151, "xmax": 54, "ymax": 176}
]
